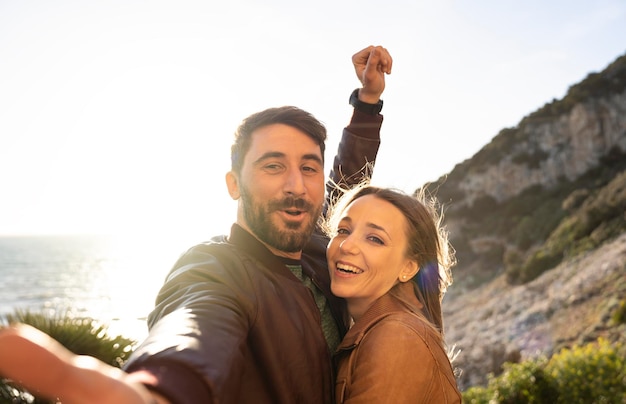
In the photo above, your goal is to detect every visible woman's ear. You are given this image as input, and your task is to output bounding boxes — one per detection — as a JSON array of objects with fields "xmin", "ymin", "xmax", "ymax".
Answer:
[
  {"xmin": 399, "ymin": 260, "xmax": 419, "ymax": 282},
  {"xmin": 225, "ymin": 171, "xmax": 240, "ymax": 200}
]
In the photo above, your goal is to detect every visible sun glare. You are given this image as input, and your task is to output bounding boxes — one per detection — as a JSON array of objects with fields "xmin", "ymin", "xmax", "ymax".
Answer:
[{"xmin": 88, "ymin": 232, "xmax": 216, "ymax": 341}]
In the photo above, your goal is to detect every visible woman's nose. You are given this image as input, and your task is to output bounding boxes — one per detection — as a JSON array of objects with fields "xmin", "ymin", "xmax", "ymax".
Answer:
[{"xmin": 339, "ymin": 236, "xmax": 359, "ymax": 254}]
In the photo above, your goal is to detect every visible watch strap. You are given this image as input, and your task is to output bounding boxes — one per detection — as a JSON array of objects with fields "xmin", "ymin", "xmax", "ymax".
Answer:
[{"xmin": 349, "ymin": 88, "xmax": 383, "ymax": 115}]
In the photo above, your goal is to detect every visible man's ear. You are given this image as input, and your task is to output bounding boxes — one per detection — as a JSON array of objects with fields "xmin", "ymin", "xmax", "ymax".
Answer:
[{"xmin": 225, "ymin": 171, "xmax": 240, "ymax": 200}]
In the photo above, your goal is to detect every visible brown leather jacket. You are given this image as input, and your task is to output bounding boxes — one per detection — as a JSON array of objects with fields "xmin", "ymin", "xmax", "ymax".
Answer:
[
  {"xmin": 123, "ymin": 109, "xmax": 382, "ymax": 404},
  {"xmin": 334, "ymin": 282, "xmax": 462, "ymax": 403}
]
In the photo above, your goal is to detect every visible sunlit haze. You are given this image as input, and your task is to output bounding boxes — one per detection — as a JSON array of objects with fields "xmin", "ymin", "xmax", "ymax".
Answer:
[{"xmin": 2, "ymin": 0, "xmax": 625, "ymax": 239}]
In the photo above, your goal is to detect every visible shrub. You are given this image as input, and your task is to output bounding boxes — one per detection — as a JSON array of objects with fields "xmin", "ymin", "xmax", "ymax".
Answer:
[
  {"xmin": 461, "ymin": 338, "xmax": 626, "ymax": 403},
  {"xmin": 508, "ymin": 248, "xmax": 563, "ymax": 285},
  {"xmin": 462, "ymin": 357, "xmax": 558, "ymax": 404},
  {"xmin": 546, "ymin": 338, "xmax": 626, "ymax": 404},
  {"xmin": 1, "ymin": 309, "xmax": 136, "ymax": 404},
  {"xmin": 461, "ymin": 385, "xmax": 492, "ymax": 403},
  {"xmin": 612, "ymin": 299, "xmax": 626, "ymax": 325}
]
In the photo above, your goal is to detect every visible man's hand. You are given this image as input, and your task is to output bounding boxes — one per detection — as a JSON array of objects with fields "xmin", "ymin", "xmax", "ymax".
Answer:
[
  {"xmin": 352, "ymin": 45, "xmax": 393, "ymax": 104},
  {"xmin": 0, "ymin": 324, "xmax": 168, "ymax": 404}
]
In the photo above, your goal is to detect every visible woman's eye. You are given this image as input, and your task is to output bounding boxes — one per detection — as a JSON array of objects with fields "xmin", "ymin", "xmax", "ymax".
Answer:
[
  {"xmin": 368, "ymin": 236, "xmax": 384, "ymax": 245},
  {"xmin": 336, "ymin": 228, "xmax": 350, "ymax": 235}
]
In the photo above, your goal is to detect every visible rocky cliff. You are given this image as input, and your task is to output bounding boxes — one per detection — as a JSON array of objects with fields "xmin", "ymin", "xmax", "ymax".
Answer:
[
  {"xmin": 458, "ymin": 93, "xmax": 626, "ymax": 205},
  {"xmin": 428, "ymin": 52, "xmax": 626, "ymax": 389}
]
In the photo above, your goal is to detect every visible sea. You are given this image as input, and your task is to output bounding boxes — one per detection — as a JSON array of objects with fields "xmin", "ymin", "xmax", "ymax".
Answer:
[{"xmin": 0, "ymin": 234, "xmax": 207, "ymax": 342}]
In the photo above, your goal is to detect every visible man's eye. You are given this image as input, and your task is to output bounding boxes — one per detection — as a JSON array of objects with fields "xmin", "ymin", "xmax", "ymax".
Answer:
[{"xmin": 302, "ymin": 165, "xmax": 319, "ymax": 173}]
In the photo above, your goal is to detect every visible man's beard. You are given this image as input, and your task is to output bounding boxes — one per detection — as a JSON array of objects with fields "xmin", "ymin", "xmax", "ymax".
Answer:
[{"xmin": 240, "ymin": 185, "xmax": 322, "ymax": 253}]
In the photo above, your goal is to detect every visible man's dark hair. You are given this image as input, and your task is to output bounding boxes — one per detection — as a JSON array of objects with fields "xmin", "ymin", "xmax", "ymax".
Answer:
[{"xmin": 230, "ymin": 106, "xmax": 327, "ymax": 174}]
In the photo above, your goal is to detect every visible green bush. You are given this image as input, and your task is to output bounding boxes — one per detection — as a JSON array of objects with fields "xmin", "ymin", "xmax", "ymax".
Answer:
[
  {"xmin": 1, "ymin": 309, "xmax": 136, "ymax": 404},
  {"xmin": 546, "ymin": 338, "xmax": 626, "ymax": 404},
  {"xmin": 510, "ymin": 248, "xmax": 563, "ymax": 285},
  {"xmin": 461, "ymin": 338, "xmax": 626, "ymax": 403},
  {"xmin": 612, "ymin": 299, "xmax": 626, "ymax": 325},
  {"xmin": 462, "ymin": 357, "xmax": 558, "ymax": 404},
  {"xmin": 461, "ymin": 385, "xmax": 492, "ymax": 403}
]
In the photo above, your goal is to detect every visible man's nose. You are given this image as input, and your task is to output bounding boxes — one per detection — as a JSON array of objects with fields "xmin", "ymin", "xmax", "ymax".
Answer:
[{"xmin": 283, "ymin": 169, "xmax": 306, "ymax": 196}]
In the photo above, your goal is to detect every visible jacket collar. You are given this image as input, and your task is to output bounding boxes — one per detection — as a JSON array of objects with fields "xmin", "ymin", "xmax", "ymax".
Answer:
[
  {"xmin": 226, "ymin": 223, "xmax": 349, "ymax": 335},
  {"xmin": 337, "ymin": 282, "xmax": 424, "ymax": 350},
  {"xmin": 226, "ymin": 223, "xmax": 298, "ymax": 279}
]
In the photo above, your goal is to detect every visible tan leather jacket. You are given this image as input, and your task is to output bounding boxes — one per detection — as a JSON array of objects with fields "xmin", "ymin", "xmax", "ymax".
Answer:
[
  {"xmin": 124, "ymin": 109, "xmax": 382, "ymax": 404},
  {"xmin": 334, "ymin": 282, "xmax": 461, "ymax": 403}
]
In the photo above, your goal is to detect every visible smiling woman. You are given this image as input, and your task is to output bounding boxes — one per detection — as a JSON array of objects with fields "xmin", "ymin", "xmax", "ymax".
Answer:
[{"xmin": 324, "ymin": 185, "xmax": 461, "ymax": 403}]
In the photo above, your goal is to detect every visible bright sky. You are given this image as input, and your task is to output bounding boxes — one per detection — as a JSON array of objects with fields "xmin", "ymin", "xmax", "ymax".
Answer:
[{"xmin": 2, "ymin": 0, "xmax": 625, "ymax": 239}]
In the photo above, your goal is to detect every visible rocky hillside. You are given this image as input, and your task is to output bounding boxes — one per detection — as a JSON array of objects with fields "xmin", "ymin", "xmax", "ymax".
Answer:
[{"xmin": 429, "ymin": 52, "xmax": 626, "ymax": 389}]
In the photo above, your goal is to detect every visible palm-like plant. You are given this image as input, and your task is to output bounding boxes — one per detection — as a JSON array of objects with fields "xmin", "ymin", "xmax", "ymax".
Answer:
[{"xmin": 1, "ymin": 309, "xmax": 136, "ymax": 404}]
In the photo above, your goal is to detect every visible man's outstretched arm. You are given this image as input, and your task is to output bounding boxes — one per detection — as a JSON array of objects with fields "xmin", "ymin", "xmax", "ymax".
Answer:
[{"xmin": 0, "ymin": 324, "xmax": 169, "ymax": 404}]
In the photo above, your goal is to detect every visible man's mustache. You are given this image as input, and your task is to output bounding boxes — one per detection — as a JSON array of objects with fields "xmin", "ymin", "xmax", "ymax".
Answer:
[{"xmin": 269, "ymin": 196, "xmax": 313, "ymax": 211}]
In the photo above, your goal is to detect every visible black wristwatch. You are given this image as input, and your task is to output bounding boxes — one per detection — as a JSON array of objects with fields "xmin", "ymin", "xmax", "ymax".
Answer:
[{"xmin": 349, "ymin": 88, "xmax": 383, "ymax": 115}]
